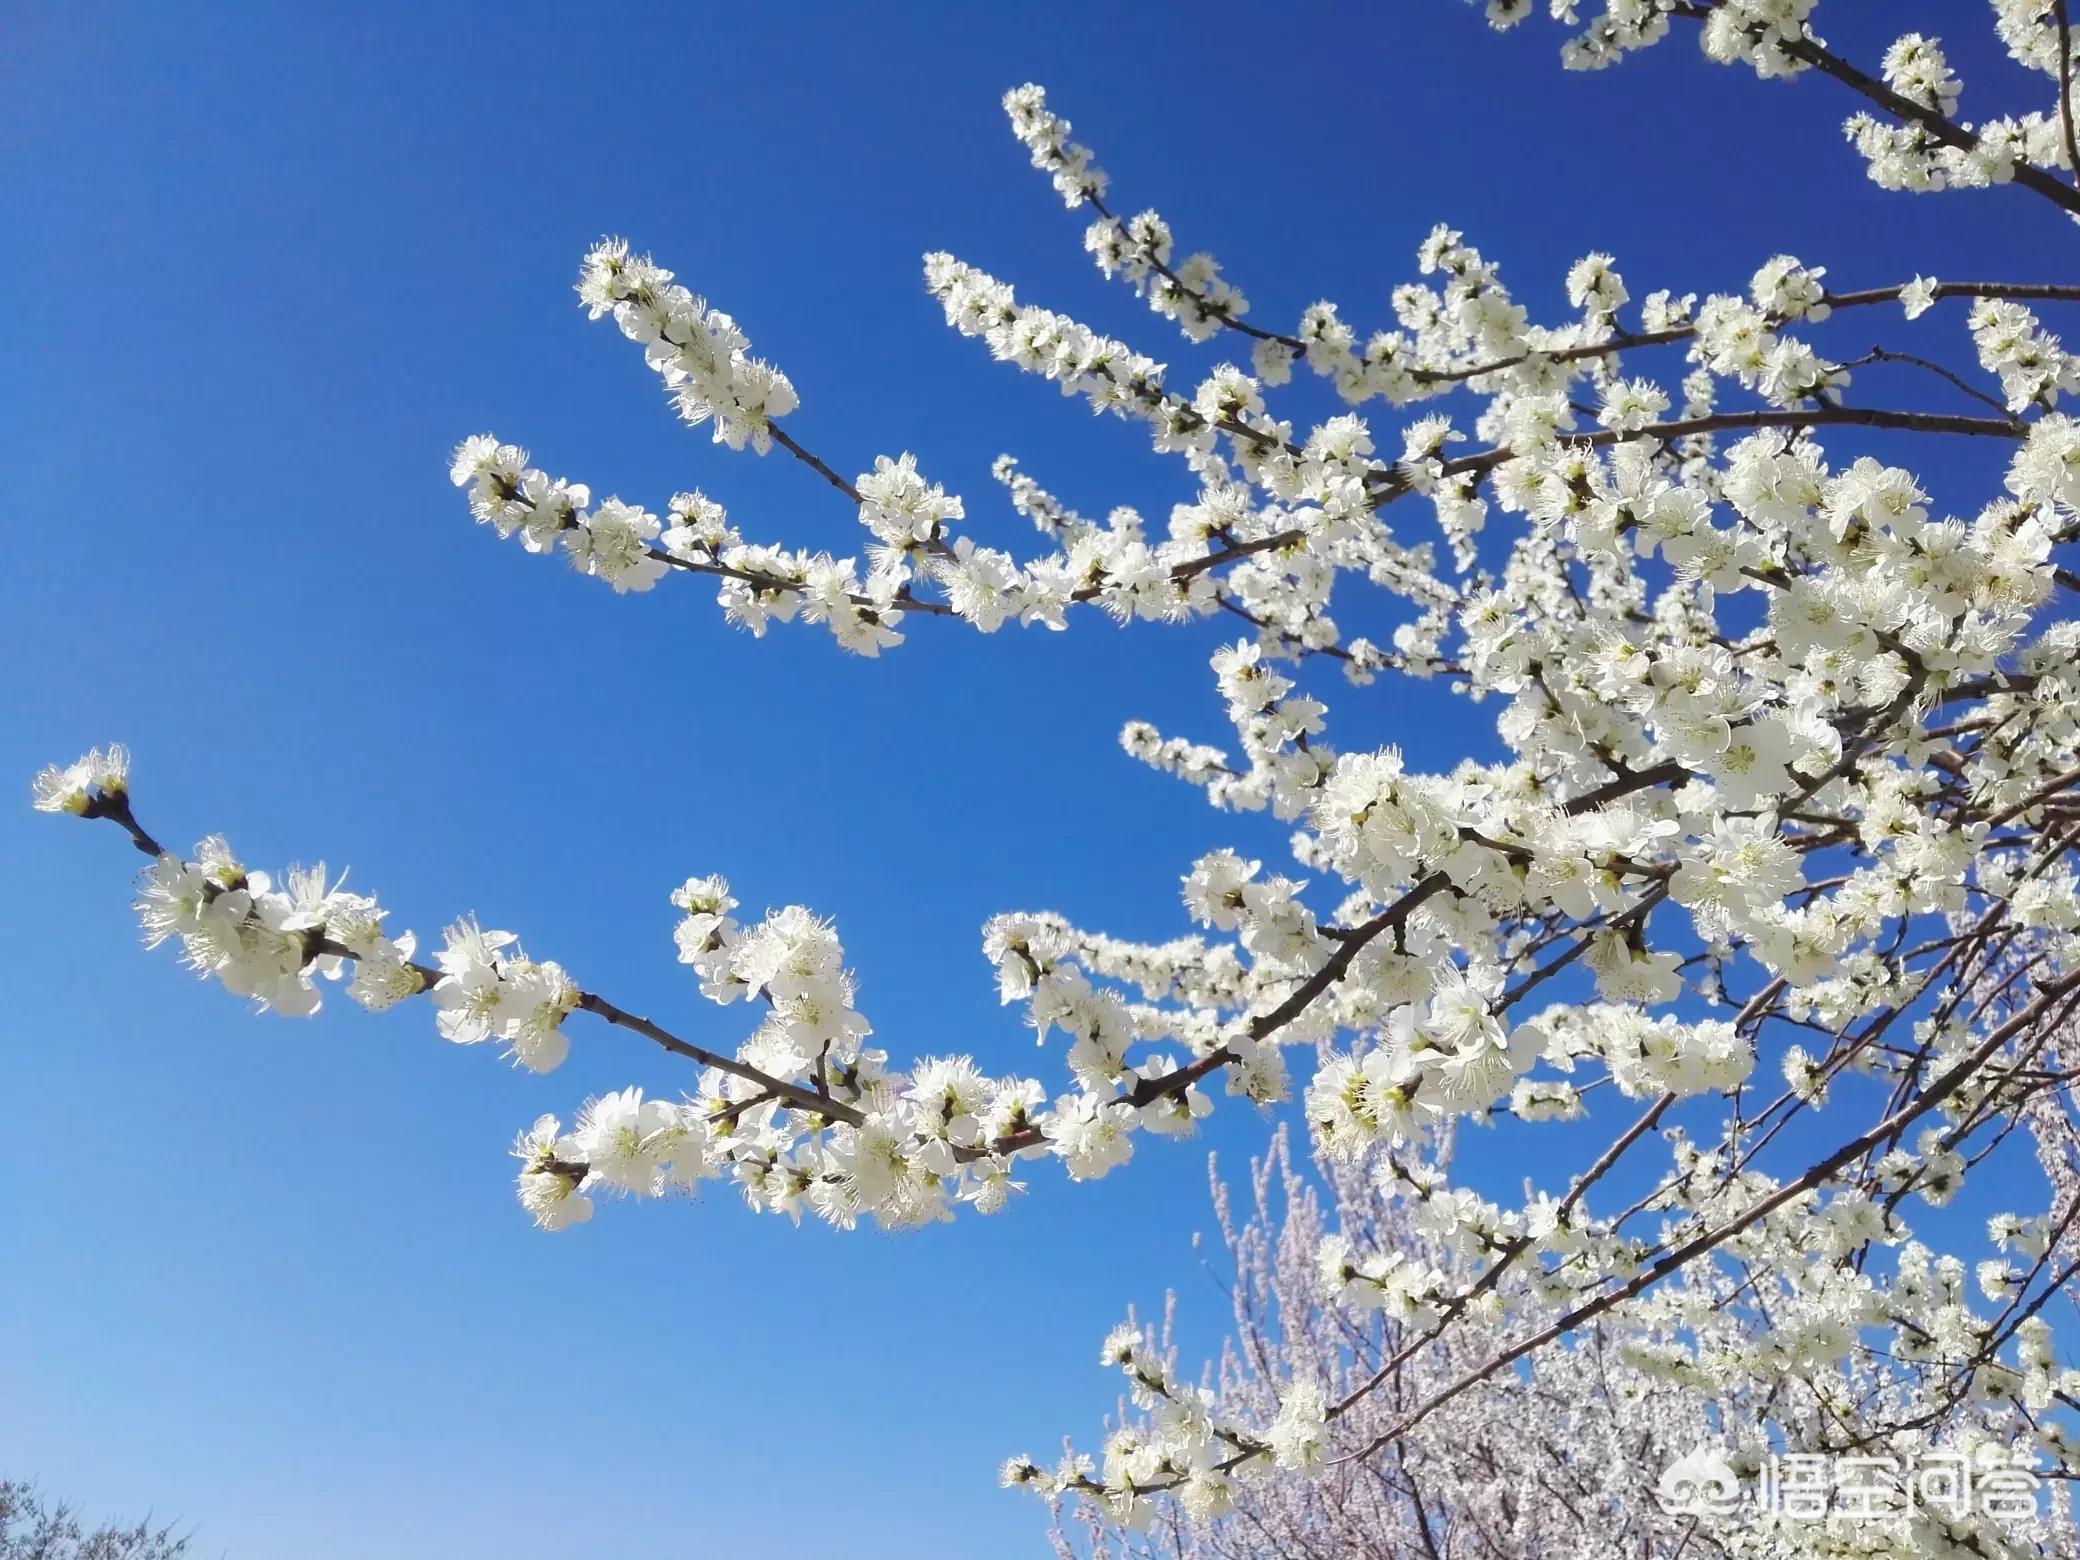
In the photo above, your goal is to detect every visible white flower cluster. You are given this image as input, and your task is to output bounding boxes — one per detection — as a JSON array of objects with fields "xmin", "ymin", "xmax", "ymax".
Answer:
[
  {"xmin": 1000, "ymin": 81, "xmax": 1106, "ymax": 208},
  {"xmin": 855, "ymin": 451, "xmax": 963, "ymax": 546},
  {"xmin": 37, "ymin": 752, "xmax": 585, "ymax": 1059},
  {"xmin": 46, "ymin": 749, "xmax": 1343, "ymax": 1233},
  {"xmin": 31, "ymin": 743, "xmax": 129, "ymax": 815},
  {"xmin": 528, "ymin": 872, "xmax": 1241, "ymax": 1225},
  {"xmin": 575, "ymin": 238, "xmax": 797, "ymax": 452},
  {"xmin": 922, "ymin": 251, "xmax": 1187, "ymax": 440},
  {"xmin": 449, "ymin": 435, "xmax": 665, "ymax": 593},
  {"xmin": 451, "ymin": 433, "xmax": 922, "ymax": 652},
  {"xmin": 133, "ymin": 842, "xmax": 419, "ymax": 1021},
  {"xmin": 1971, "ymin": 298, "xmax": 2079, "ymax": 413},
  {"xmin": 1001, "ymin": 85, "xmax": 1255, "ymax": 349},
  {"xmin": 429, "ymin": 917, "xmax": 577, "ymax": 1071},
  {"xmin": 41, "ymin": 7, "xmax": 2080, "ymax": 1545},
  {"xmin": 1699, "ymin": 0, "xmax": 1817, "ymax": 80}
]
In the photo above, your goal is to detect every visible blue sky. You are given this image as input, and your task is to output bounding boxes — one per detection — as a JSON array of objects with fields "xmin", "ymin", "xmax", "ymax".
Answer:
[{"xmin": 4, "ymin": 4, "xmax": 2070, "ymax": 1555}]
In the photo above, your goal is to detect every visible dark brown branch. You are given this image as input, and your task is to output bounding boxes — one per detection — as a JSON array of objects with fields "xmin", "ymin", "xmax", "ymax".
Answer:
[
  {"xmin": 1846, "ymin": 346, "xmax": 2023, "ymax": 423},
  {"xmin": 767, "ymin": 423, "xmax": 865, "ymax": 506},
  {"xmin": 574, "ymin": 991, "xmax": 865, "ymax": 1125},
  {"xmin": 1778, "ymin": 31, "xmax": 2080, "ymax": 217},
  {"xmin": 2057, "ymin": 0, "xmax": 2080, "ymax": 191}
]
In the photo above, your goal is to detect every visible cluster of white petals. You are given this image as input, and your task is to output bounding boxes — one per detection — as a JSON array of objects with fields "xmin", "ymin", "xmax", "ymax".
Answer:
[
  {"xmin": 574, "ymin": 238, "xmax": 796, "ymax": 451},
  {"xmin": 41, "ymin": 6, "xmax": 2080, "ymax": 1553}
]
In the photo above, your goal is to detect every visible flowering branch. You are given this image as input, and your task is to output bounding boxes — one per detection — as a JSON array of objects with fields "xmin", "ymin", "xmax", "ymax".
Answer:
[{"xmin": 38, "ymin": 8, "xmax": 2080, "ymax": 1552}]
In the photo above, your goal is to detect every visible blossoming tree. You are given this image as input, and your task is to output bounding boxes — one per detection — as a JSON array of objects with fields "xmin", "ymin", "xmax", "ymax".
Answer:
[{"xmin": 36, "ymin": 2, "xmax": 2080, "ymax": 1553}]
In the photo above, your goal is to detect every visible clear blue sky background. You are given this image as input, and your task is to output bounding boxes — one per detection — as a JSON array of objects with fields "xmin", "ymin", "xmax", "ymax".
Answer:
[{"xmin": 4, "ymin": 4, "xmax": 2070, "ymax": 1555}]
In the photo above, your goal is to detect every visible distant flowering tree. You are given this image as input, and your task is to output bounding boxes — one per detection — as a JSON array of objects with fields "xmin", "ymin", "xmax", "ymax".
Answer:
[
  {"xmin": 36, "ymin": 2, "xmax": 2080, "ymax": 1553},
  {"xmin": 0, "ymin": 1481, "xmax": 190, "ymax": 1560},
  {"xmin": 1046, "ymin": 1129, "xmax": 1730, "ymax": 1559}
]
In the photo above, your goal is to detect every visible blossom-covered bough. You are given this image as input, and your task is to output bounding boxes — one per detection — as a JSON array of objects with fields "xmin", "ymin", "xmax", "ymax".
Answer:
[{"xmin": 36, "ymin": 2, "xmax": 2080, "ymax": 1552}]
